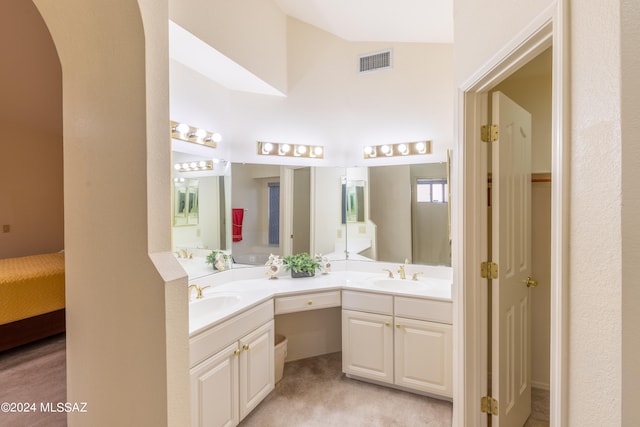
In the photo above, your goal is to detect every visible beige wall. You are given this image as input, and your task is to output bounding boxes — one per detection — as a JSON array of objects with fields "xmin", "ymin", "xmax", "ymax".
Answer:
[
  {"xmin": 453, "ymin": 0, "xmax": 552, "ymax": 85},
  {"xmin": 569, "ymin": 2, "xmax": 623, "ymax": 425},
  {"xmin": 312, "ymin": 167, "xmax": 344, "ymax": 256},
  {"xmin": 33, "ymin": 1, "xmax": 189, "ymax": 426},
  {"xmin": 0, "ymin": 124, "xmax": 63, "ymax": 258},
  {"xmin": 369, "ymin": 165, "xmax": 412, "ymax": 263},
  {"xmin": 275, "ymin": 308, "xmax": 342, "ymax": 361},
  {"xmin": 231, "ymin": 163, "xmax": 281, "ymax": 261},
  {"xmin": 169, "ymin": 0, "xmax": 287, "ymax": 94},
  {"xmin": 0, "ymin": 0, "xmax": 63, "ymax": 259},
  {"xmin": 620, "ymin": 1, "xmax": 640, "ymax": 424}
]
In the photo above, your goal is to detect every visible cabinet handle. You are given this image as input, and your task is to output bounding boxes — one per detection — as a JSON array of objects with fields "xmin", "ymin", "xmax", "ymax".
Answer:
[
  {"xmin": 243, "ymin": 344, "xmax": 249, "ymax": 351},
  {"xmin": 307, "ymin": 300, "xmax": 313, "ymax": 305},
  {"xmin": 234, "ymin": 349, "xmax": 240, "ymax": 356},
  {"xmin": 396, "ymin": 324, "xmax": 401, "ymax": 329},
  {"xmin": 385, "ymin": 322, "xmax": 390, "ymax": 327}
]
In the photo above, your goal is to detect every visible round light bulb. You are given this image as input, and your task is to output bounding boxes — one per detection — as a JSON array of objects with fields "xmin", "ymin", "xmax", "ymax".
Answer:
[
  {"xmin": 297, "ymin": 145, "xmax": 307, "ymax": 155},
  {"xmin": 263, "ymin": 142, "xmax": 273, "ymax": 153},
  {"xmin": 181, "ymin": 163, "xmax": 189, "ymax": 169},
  {"xmin": 194, "ymin": 128, "xmax": 207, "ymax": 139},
  {"xmin": 415, "ymin": 142, "xmax": 426, "ymax": 152},
  {"xmin": 175, "ymin": 123, "xmax": 189, "ymax": 134},
  {"xmin": 212, "ymin": 133, "xmax": 222, "ymax": 143},
  {"xmin": 381, "ymin": 145, "xmax": 391, "ymax": 154},
  {"xmin": 189, "ymin": 162, "xmax": 197, "ymax": 169},
  {"xmin": 398, "ymin": 143, "xmax": 408, "ymax": 154},
  {"xmin": 174, "ymin": 164, "xmax": 181, "ymax": 170},
  {"xmin": 281, "ymin": 144, "xmax": 291, "ymax": 153},
  {"xmin": 314, "ymin": 146, "xmax": 323, "ymax": 156},
  {"xmin": 198, "ymin": 161, "xmax": 207, "ymax": 168},
  {"xmin": 364, "ymin": 146, "xmax": 374, "ymax": 155}
]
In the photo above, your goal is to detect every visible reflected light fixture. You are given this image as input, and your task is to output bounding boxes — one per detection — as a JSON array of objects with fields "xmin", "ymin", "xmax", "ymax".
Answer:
[
  {"xmin": 257, "ymin": 141, "xmax": 324, "ymax": 159},
  {"xmin": 170, "ymin": 120, "xmax": 221, "ymax": 148},
  {"xmin": 173, "ymin": 159, "xmax": 214, "ymax": 172},
  {"xmin": 363, "ymin": 140, "xmax": 432, "ymax": 159}
]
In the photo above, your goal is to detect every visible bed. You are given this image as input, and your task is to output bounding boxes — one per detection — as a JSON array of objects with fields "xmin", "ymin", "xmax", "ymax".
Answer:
[{"xmin": 0, "ymin": 252, "xmax": 65, "ymax": 351}]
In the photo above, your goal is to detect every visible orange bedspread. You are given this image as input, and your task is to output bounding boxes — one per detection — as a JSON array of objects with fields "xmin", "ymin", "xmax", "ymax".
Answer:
[{"xmin": 0, "ymin": 253, "xmax": 65, "ymax": 325}]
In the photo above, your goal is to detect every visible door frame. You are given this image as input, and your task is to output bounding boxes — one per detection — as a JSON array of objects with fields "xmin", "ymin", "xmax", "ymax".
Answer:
[{"xmin": 454, "ymin": 2, "xmax": 569, "ymax": 426}]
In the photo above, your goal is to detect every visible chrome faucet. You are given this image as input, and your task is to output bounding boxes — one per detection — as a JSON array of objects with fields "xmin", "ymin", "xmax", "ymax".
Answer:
[{"xmin": 188, "ymin": 284, "xmax": 210, "ymax": 301}]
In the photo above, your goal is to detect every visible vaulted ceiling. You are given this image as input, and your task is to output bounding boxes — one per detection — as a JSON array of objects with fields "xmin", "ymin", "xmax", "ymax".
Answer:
[{"xmin": 273, "ymin": 0, "xmax": 453, "ymax": 43}]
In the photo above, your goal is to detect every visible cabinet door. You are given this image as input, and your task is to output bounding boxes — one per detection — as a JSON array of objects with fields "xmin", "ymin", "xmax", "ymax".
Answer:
[
  {"xmin": 394, "ymin": 316, "xmax": 453, "ymax": 397},
  {"xmin": 239, "ymin": 320, "xmax": 274, "ymax": 420},
  {"xmin": 190, "ymin": 342, "xmax": 240, "ymax": 427},
  {"xmin": 342, "ymin": 309, "xmax": 393, "ymax": 384}
]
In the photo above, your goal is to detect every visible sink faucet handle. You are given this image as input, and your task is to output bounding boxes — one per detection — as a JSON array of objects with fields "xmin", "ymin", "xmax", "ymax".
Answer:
[
  {"xmin": 188, "ymin": 284, "xmax": 209, "ymax": 300},
  {"xmin": 382, "ymin": 268, "xmax": 394, "ymax": 279},
  {"xmin": 397, "ymin": 264, "xmax": 406, "ymax": 280},
  {"xmin": 188, "ymin": 284, "xmax": 199, "ymax": 301},
  {"xmin": 411, "ymin": 272, "xmax": 424, "ymax": 281}
]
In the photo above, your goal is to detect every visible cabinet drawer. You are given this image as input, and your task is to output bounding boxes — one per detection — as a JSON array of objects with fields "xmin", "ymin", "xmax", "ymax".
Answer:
[
  {"xmin": 275, "ymin": 291, "xmax": 341, "ymax": 315},
  {"xmin": 394, "ymin": 296, "xmax": 452, "ymax": 324},
  {"xmin": 190, "ymin": 299, "xmax": 274, "ymax": 367},
  {"xmin": 342, "ymin": 290, "xmax": 393, "ymax": 315}
]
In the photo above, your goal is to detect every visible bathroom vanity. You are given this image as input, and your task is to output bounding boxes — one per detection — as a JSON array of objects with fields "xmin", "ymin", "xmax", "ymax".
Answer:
[{"xmin": 188, "ymin": 264, "xmax": 452, "ymax": 427}]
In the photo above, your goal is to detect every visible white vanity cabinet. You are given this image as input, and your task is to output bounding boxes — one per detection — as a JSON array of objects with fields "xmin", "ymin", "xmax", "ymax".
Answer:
[
  {"xmin": 342, "ymin": 309, "xmax": 394, "ymax": 383},
  {"xmin": 342, "ymin": 291, "xmax": 394, "ymax": 384},
  {"xmin": 394, "ymin": 316, "xmax": 452, "ymax": 397},
  {"xmin": 190, "ymin": 300, "xmax": 274, "ymax": 427},
  {"xmin": 341, "ymin": 290, "xmax": 453, "ymax": 398}
]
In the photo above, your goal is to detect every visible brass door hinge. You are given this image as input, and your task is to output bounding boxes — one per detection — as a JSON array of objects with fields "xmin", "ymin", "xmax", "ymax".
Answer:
[
  {"xmin": 481, "ymin": 396, "xmax": 499, "ymax": 415},
  {"xmin": 480, "ymin": 262, "xmax": 498, "ymax": 279},
  {"xmin": 480, "ymin": 124, "xmax": 499, "ymax": 143}
]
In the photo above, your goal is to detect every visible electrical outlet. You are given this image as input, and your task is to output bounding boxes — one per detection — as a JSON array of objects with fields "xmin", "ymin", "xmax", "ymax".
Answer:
[{"xmin": 2, "ymin": 224, "xmax": 10, "ymax": 233}]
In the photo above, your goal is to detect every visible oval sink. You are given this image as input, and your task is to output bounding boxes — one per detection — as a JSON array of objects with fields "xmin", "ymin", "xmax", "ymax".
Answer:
[{"xmin": 190, "ymin": 294, "xmax": 242, "ymax": 319}]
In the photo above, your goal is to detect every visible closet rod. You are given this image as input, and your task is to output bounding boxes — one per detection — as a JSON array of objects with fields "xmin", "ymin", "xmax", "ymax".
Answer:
[{"xmin": 487, "ymin": 173, "xmax": 552, "ymax": 183}]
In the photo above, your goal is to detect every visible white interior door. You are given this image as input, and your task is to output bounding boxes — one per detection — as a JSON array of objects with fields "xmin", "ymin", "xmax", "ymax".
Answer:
[{"xmin": 491, "ymin": 91, "xmax": 532, "ymax": 427}]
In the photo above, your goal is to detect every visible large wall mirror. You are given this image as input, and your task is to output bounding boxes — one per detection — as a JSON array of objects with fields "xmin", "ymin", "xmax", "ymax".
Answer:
[
  {"xmin": 230, "ymin": 155, "xmax": 451, "ymax": 268},
  {"xmin": 350, "ymin": 161, "xmax": 451, "ymax": 266},
  {"xmin": 171, "ymin": 150, "xmax": 231, "ymax": 263}
]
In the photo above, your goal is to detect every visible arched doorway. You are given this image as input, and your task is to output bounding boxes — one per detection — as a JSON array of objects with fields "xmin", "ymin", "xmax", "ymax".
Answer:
[{"xmin": 24, "ymin": 1, "xmax": 189, "ymax": 425}]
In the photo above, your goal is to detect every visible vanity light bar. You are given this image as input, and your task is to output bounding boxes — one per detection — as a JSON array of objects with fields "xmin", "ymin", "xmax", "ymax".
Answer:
[
  {"xmin": 363, "ymin": 140, "xmax": 432, "ymax": 159},
  {"xmin": 170, "ymin": 120, "xmax": 221, "ymax": 148},
  {"xmin": 173, "ymin": 160, "xmax": 214, "ymax": 172},
  {"xmin": 257, "ymin": 141, "xmax": 324, "ymax": 159}
]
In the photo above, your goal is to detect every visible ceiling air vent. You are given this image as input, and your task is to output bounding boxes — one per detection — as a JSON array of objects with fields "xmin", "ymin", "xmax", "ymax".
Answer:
[{"xmin": 359, "ymin": 50, "xmax": 392, "ymax": 74}]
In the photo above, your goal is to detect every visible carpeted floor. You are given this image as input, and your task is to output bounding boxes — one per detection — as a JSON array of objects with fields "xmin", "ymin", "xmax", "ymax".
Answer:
[
  {"xmin": 0, "ymin": 336, "xmax": 549, "ymax": 427},
  {"xmin": 240, "ymin": 351, "xmax": 453, "ymax": 427},
  {"xmin": 0, "ymin": 333, "xmax": 67, "ymax": 427}
]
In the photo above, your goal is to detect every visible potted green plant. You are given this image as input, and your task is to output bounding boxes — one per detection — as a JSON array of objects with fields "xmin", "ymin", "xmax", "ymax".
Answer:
[
  {"xmin": 206, "ymin": 250, "xmax": 231, "ymax": 271},
  {"xmin": 282, "ymin": 252, "xmax": 320, "ymax": 278}
]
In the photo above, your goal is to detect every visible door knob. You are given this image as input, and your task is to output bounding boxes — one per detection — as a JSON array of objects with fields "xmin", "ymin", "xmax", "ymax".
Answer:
[{"xmin": 524, "ymin": 276, "xmax": 538, "ymax": 288}]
